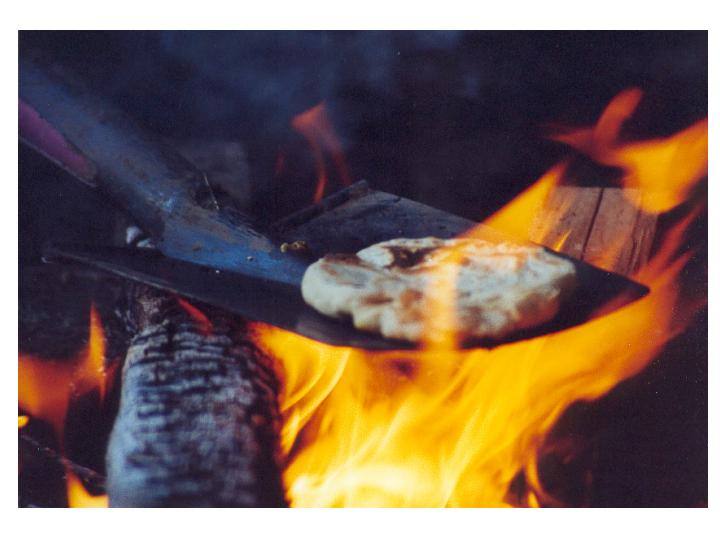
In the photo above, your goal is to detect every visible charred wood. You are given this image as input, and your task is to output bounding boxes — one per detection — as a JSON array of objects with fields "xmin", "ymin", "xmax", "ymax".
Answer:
[{"xmin": 106, "ymin": 285, "xmax": 286, "ymax": 507}]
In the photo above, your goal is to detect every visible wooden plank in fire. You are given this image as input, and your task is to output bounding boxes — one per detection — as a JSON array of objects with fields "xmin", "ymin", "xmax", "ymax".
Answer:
[
  {"xmin": 278, "ymin": 181, "xmax": 657, "ymax": 277},
  {"xmin": 529, "ymin": 187, "xmax": 658, "ymax": 276}
]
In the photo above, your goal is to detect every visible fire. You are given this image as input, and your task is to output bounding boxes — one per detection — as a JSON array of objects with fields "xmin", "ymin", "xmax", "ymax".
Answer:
[
  {"xmin": 18, "ymin": 304, "xmax": 109, "ymax": 445},
  {"xmin": 66, "ymin": 471, "xmax": 108, "ymax": 508},
  {"xmin": 19, "ymin": 304, "xmax": 114, "ymax": 506},
  {"xmin": 176, "ymin": 297, "xmax": 213, "ymax": 335},
  {"xmin": 291, "ymin": 102, "xmax": 352, "ymax": 202},
  {"xmin": 552, "ymin": 87, "xmax": 708, "ymax": 214},
  {"xmin": 252, "ymin": 89, "xmax": 706, "ymax": 507},
  {"xmin": 482, "ymin": 162, "xmax": 567, "ymax": 243},
  {"xmin": 254, "ymin": 257, "xmax": 688, "ymax": 507}
]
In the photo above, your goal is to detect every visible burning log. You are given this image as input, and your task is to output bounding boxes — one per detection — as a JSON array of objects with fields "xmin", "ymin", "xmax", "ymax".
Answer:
[
  {"xmin": 106, "ymin": 285, "xmax": 286, "ymax": 507},
  {"xmin": 19, "ymin": 57, "xmax": 287, "ymax": 506},
  {"xmin": 19, "ymin": 48, "xmax": 705, "ymax": 508}
]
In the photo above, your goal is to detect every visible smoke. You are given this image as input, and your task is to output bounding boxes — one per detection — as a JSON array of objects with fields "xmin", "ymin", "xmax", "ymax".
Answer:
[
  {"xmin": 19, "ymin": 31, "xmax": 707, "ymax": 219},
  {"xmin": 157, "ymin": 31, "xmax": 465, "ymax": 136}
]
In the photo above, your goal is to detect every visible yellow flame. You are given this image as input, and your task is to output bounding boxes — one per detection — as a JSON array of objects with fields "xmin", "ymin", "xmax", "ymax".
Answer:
[
  {"xmin": 482, "ymin": 162, "xmax": 566, "ymax": 243},
  {"xmin": 252, "ymin": 88, "xmax": 705, "ymax": 507},
  {"xmin": 66, "ymin": 471, "xmax": 108, "ymax": 508},
  {"xmin": 18, "ymin": 304, "xmax": 108, "ymax": 444},
  {"xmin": 614, "ymin": 120, "xmax": 708, "ymax": 213},
  {"xmin": 552, "ymin": 88, "xmax": 707, "ymax": 214},
  {"xmin": 551, "ymin": 230, "xmax": 572, "ymax": 252},
  {"xmin": 255, "ymin": 211, "xmax": 696, "ymax": 507}
]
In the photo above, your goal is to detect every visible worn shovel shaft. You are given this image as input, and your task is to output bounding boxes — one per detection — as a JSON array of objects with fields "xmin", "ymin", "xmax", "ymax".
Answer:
[
  {"xmin": 22, "ymin": 57, "xmax": 651, "ymax": 350},
  {"xmin": 19, "ymin": 56, "xmax": 211, "ymax": 237},
  {"xmin": 19, "ymin": 56, "xmax": 307, "ymax": 286}
]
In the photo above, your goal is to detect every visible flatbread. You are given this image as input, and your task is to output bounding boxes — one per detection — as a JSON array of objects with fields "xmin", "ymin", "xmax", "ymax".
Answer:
[{"xmin": 301, "ymin": 237, "xmax": 577, "ymax": 343}]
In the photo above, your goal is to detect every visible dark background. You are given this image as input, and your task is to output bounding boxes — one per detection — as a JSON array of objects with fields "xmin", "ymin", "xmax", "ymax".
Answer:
[
  {"xmin": 19, "ymin": 31, "xmax": 708, "ymax": 224},
  {"xmin": 18, "ymin": 31, "xmax": 707, "ymax": 506}
]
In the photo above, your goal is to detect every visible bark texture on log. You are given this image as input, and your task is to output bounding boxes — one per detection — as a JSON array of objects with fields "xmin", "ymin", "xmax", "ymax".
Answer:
[{"xmin": 106, "ymin": 286, "xmax": 286, "ymax": 507}]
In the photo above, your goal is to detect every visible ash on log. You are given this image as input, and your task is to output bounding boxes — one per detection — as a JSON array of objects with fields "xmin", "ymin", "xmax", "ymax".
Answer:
[
  {"xmin": 20, "ymin": 54, "xmax": 288, "ymax": 505},
  {"xmin": 106, "ymin": 286, "xmax": 286, "ymax": 507}
]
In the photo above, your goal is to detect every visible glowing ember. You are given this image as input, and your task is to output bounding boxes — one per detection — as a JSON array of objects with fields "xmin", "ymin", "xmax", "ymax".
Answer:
[
  {"xmin": 252, "ymin": 89, "xmax": 707, "ymax": 507},
  {"xmin": 176, "ymin": 297, "xmax": 213, "ymax": 335},
  {"xmin": 291, "ymin": 102, "xmax": 352, "ymax": 202}
]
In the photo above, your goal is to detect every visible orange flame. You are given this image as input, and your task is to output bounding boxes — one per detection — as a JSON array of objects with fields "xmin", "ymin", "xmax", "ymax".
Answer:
[
  {"xmin": 274, "ymin": 151, "xmax": 287, "ymax": 178},
  {"xmin": 176, "ymin": 297, "xmax": 213, "ymax": 336},
  {"xmin": 552, "ymin": 88, "xmax": 708, "ymax": 213},
  {"xmin": 66, "ymin": 470, "xmax": 108, "ymax": 508},
  {"xmin": 18, "ymin": 304, "xmax": 109, "ymax": 444},
  {"xmin": 252, "ymin": 89, "xmax": 706, "ymax": 507},
  {"xmin": 254, "ymin": 208, "xmax": 700, "ymax": 508},
  {"xmin": 482, "ymin": 162, "xmax": 567, "ymax": 243},
  {"xmin": 291, "ymin": 102, "xmax": 352, "ymax": 202},
  {"xmin": 254, "ymin": 248, "xmax": 691, "ymax": 506}
]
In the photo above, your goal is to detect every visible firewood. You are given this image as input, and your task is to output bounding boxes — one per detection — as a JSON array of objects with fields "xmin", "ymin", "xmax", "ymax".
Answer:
[
  {"xmin": 582, "ymin": 189, "xmax": 658, "ymax": 275},
  {"xmin": 529, "ymin": 186, "xmax": 603, "ymax": 260},
  {"xmin": 106, "ymin": 285, "xmax": 286, "ymax": 507},
  {"xmin": 529, "ymin": 187, "xmax": 657, "ymax": 276}
]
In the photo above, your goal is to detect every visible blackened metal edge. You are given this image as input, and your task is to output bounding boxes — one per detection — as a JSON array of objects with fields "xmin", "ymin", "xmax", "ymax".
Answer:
[
  {"xmin": 20, "ymin": 56, "xmax": 308, "ymax": 287},
  {"xmin": 43, "ymin": 241, "xmax": 650, "ymax": 351},
  {"xmin": 269, "ymin": 180, "xmax": 371, "ymax": 234},
  {"xmin": 42, "ymin": 243, "xmax": 413, "ymax": 351}
]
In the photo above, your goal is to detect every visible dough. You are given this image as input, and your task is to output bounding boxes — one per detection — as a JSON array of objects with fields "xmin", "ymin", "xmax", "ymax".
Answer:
[{"xmin": 301, "ymin": 237, "xmax": 577, "ymax": 342}]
